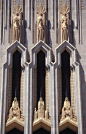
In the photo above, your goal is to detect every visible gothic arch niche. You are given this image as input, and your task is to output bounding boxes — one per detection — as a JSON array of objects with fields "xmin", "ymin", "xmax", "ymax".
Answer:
[
  {"xmin": 8, "ymin": 49, "xmax": 24, "ymax": 114},
  {"xmin": 55, "ymin": 41, "xmax": 78, "ymax": 133},
  {"xmin": 33, "ymin": 41, "xmax": 51, "ymax": 111},
  {"xmin": 61, "ymin": 50, "xmax": 71, "ymax": 107},
  {"xmin": 33, "ymin": 128, "xmax": 50, "ymax": 134},
  {"xmin": 31, "ymin": 41, "xmax": 51, "ymax": 133},
  {"xmin": 6, "ymin": 128, "xmax": 24, "ymax": 134},
  {"xmin": 59, "ymin": 48, "xmax": 74, "ymax": 114},
  {"xmin": 37, "ymin": 50, "xmax": 45, "ymax": 104},
  {"xmin": 33, "ymin": 49, "xmax": 50, "ymax": 121},
  {"xmin": 3, "ymin": 41, "xmax": 26, "ymax": 134},
  {"xmin": 12, "ymin": 50, "xmax": 21, "ymax": 105},
  {"xmin": 6, "ymin": 41, "xmax": 26, "ymax": 116}
]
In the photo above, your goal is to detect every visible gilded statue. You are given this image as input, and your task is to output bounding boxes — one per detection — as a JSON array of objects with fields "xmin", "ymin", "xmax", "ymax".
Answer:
[
  {"xmin": 60, "ymin": 4, "xmax": 69, "ymax": 42},
  {"xmin": 12, "ymin": 5, "xmax": 22, "ymax": 41}
]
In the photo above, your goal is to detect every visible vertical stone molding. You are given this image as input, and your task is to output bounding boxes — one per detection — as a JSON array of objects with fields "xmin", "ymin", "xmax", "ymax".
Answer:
[
  {"xmin": 34, "ymin": 67, "xmax": 37, "ymax": 108},
  {"xmin": 58, "ymin": 66, "xmax": 62, "ymax": 114},
  {"xmin": 20, "ymin": 69, "xmax": 24, "ymax": 113},
  {"xmin": 45, "ymin": 68, "xmax": 49, "ymax": 109},
  {"xmin": 8, "ymin": 68, "xmax": 12, "ymax": 112},
  {"xmin": 70, "ymin": 68, "xmax": 75, "ymax": 114}
]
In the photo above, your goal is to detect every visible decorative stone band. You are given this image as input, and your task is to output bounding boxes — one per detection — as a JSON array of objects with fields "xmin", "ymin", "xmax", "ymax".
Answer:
[
  {"xmin": 6, "ymin": 97, "xmax": 24, "ymax": 132},
  {"xmin": 59, "ymin": 97, "xmax": 78, "ymax": 132},
  {"xmin": 33, "ymin": 97, "xmax": 51, "ymax": 131}
]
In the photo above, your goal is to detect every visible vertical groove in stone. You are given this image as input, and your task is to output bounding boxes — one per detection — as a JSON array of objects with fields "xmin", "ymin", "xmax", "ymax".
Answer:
[
  {"xmin": 70, "ymin": 68, "xmax": 75, "ymax": 114},
  {"xmin": 45, "ymin": 68, "xmax": 49, "ymax": 109},
  {"xmin": 20, "ymin": 69, "xmax": 24, "ymax": 113},
  {"xmin": 59, "ymin": 66, "xmax": 62, "ymax": 114},
  {"xmin": 8, "ymin": 68, "xmax": 12, "ymax": 112},
  {"xmin": 34, "ymin": 67, "xmax": 37, "ymax": 108}
]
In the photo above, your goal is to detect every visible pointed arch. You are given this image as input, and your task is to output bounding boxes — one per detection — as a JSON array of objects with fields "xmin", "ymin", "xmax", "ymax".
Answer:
[
  {"xmin": 1, "ymin": 41, "xmax": 27, "ymax": 134},
  {"xmin": 54, "ymin": 41, "xmax": 80, "ymax": 133}
]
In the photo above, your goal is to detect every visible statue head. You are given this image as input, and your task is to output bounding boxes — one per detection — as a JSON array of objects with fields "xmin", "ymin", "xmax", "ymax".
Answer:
[{"xmin": 39, "ymin": 97, "xmax": 43, "ymax": 101}]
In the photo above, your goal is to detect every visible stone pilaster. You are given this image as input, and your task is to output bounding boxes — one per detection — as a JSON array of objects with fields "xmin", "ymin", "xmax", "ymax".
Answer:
[
  {"xmin": 8, "ymin": 68, "xmax": 12, "ymax": 113},
  {"xmin": 58, "ymin": 66, "xmax": 62, "ymax": 114},
  {"xmin": 70, "ymin": 68, "xmax": 75, "ymax": 114},
  {"xmin": 33, "ymin": 67, "xmax": 37, "ymax": 108},
  {"xmin": 20, "ymin": 69, "xmax": 24, "ymax": 113},
  {"xmin": 46, "ymin": 68, "xmax": 49, "ymax": 109}
]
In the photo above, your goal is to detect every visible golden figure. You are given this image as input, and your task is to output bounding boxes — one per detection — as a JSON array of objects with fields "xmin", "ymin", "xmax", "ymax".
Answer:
[
  {"xmin": 8, "ymin": 97, "xmax": 20, "ymax": 120},
  {"xmin": 60, "ymin": 4, "xmax": 69, "ymax": 42},
  {"xmin": 12, "ymin": 5, "xmax": 22, "ymax": 41}
]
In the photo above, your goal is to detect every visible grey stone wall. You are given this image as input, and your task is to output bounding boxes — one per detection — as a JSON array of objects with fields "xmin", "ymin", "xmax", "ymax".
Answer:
[{"xmin": 0, "ymin": 0, "xmax": 86, "ymax": 134}]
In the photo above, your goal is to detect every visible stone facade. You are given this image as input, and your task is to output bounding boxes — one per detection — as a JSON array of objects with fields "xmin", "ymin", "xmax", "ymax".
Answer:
[{"xmin": 0, "ymin": 0, "xmax": 86, "ymax": 134}]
